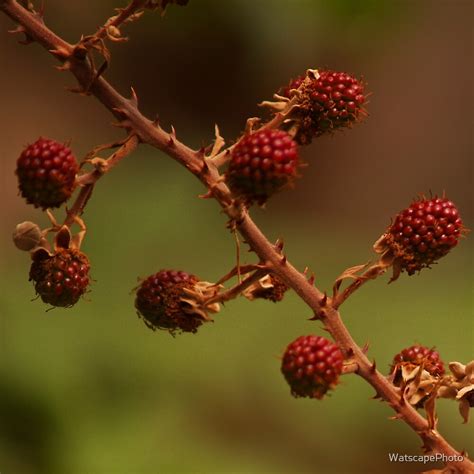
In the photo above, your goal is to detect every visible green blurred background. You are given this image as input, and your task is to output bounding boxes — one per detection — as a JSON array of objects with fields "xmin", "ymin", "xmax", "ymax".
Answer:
[{"xmin": 0, "ymin": 1, "xmax": 472, "ymax": 473}]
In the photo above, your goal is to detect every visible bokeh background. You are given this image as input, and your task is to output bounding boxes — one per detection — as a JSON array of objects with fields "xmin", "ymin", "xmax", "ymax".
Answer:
[{"xmin": 0, "ymin": 1, "xmax": 472, "ymax": 473}]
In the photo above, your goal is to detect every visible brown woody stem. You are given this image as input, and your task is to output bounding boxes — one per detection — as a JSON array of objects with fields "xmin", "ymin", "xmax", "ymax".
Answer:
[
  {"xmin": 64, "ymin": 134, "xmax": 139, "ymax": 227},
  {"xmin": 206, "ymin": 269, "xmax": 268, "ymax": 305},
  {"xmin": 94, "ymin": 0, "xmax": 147, "ymax": 40},
  {"xmin": 1, "ymin": 2, "xmax": 471, "ymax": 471}
]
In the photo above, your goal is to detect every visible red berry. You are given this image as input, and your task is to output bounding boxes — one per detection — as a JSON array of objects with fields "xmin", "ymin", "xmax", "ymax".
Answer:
[
  {"xmin": 135, "ymin": 270, "xmax": 205, "ymax": 335},
  {"xmin": 16, "ymin": 137, "xmax": 78, "ymax": 209},
  {"xmin": 29, "ymin": 248, "xmax": 90, "ymax": 307},
  {"xmin": 281, "ymin": 335, "xmax": 344, "ymax": 399},
  {"xmin": 385, "ymin": 196, "xmax": 464, "ymax": 275},
  {"xmin": 226, "ymin": 129, "xmax": 299, "ymax": 205},
  {"xmin": 279, "ymin": 75, "xmax": 305, "ymax": 98},
  {"xmin": 391, "ymin": 344, "xmax": 445, "ymax": 377},
  {"xmin": 280, "ymin": 70, "xmax": 366, "ymax": 144}
]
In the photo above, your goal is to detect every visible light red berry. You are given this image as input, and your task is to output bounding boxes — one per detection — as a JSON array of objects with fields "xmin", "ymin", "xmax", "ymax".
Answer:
[
  {"xmin": 391, "ymin": 344, "xmax": 445, "ymax": 377},
  {"xmin": 29, "ymin": 248, "xmax": 90, "ymax": 307},
  {"xmin": 16, "ymin": 137, "xmax": 78, "ymax": 209},
  {"xmin": 135, "ymin": 269, "xmax": 205, "ymax": 335},
  {"xmin": 385, "ymin": 196, "xmax": 464, "ymax": 275},
  {"xmin": 281, "ymin": 335, "xmax": 344, "ymax": 399},
  {"xmin": 226, "ymin": 129, "xmax": 299, "ymax": 205}
]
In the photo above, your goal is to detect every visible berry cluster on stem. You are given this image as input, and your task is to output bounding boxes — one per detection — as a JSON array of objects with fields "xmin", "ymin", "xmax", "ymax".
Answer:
[{"xmin": 2, "ymin": 1, "xmax": 472, "ymax": 472}]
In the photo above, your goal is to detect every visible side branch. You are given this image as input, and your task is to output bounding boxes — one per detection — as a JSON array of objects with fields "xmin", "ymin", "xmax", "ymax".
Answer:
[{"xmin": 1, "ymin": 2, "xmax": 471, "ymax": 471}]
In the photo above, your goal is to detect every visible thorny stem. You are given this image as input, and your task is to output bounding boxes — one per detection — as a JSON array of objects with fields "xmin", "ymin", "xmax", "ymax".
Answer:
[
  {"xmin": 206, "ymin": 268, "xmax": 268, "ymax": 306},
  {"xmin": 93, "ymin": 0, "xmax": 147, "ymax": 41},
  {"xmin": 63, "ymin": 134, "xmax": 139, "ymax": 227},
  {"xmin": 1, "ymin": 2, "xmax": 472, "ymax": 472}
]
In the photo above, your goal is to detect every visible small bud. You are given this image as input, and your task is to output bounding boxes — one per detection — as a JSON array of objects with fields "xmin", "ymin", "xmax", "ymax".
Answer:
[{"xmin": 13, "ymin": 221, "xmax": 42, "ymax": 251}]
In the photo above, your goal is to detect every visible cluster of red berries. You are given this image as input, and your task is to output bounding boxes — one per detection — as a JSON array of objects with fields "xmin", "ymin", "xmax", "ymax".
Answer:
[
  {"xmin": 29, "ymin": 248, "xmax": 90, "ymax": 308},
  {"xmin": 281, "ymin": 70, "xmax": 366, "ymax": 144},
  {"xmin": 135, "ymin": 269, "xmax": 205, "ymax": 335},
  {"xmin": 281, "ymin": 335, "xmax": 344, "ymax": 399},
  {"xmin": 16, "ymin": 137, "xmax": 78, "ymax": 210},
  {"xmin": 384, "ymin": 197, "xmax": 464, "ymax": 275},
  {"xmin": 391, "ymin": 344, "xmax": 445, "ymax": 377},
  {"xmin": 226, "ymin": 129, "xmax": 299, "ymax": 205}
]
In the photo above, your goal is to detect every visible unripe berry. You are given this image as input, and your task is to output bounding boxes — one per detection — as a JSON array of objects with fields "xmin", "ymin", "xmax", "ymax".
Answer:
[
  {"xmin": 16, "ymin": 137, "xmax": 79, "ymax": 209},
  {"xmin": 391, "ymin": 344, "xmax": 445, "ymax": 378},
  {"xmin": 381, "ymin": 196, "xmax": 464, "ymax": 276},
  {"xmin": 281, "ymin": 335, "xmax": 344, "ymax": 399},
  {"xmin": 135, "ymin": 269, "xmax": 209, "ymax": 335},
  {"xmin": 226, "ymin": 129, "xmax": 299, "ymax": 205},
  {"xmin": 29, "ymin": 248, "xmax": 90, "ymax": 307}
]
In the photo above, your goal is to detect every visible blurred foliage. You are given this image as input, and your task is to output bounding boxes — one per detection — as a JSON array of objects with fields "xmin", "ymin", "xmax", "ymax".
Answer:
[{"xmin": 0, "ymin": 0, "xmax": 472, "ymax": 473}]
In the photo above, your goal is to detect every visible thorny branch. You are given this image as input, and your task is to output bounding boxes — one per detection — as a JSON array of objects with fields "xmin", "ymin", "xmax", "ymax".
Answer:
[
  {"xmin": 1, "ymin": 1, "xmax": 472, "ymax": 472},
  {"xmin": 64, "ymin": 134, "xmax": 139, "ymax": 228}
]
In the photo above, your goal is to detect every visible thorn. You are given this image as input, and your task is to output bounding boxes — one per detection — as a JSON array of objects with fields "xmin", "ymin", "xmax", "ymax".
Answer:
[
  {"xmin": 370, "ymin": 359, "xmax": 377, "ymax": 373},
  {"xmin": 319, "ymin": 292, "xmax": 327, "ymax": 306},
  {"xmin": 308, "ymin": 313, "xmax": 319, "ymax": 321},
  {"xmin": 49, "ymin": 47, "xmax": 71, "ymax": 59},
  {"xmin": 308, "ymin": 274, "xmax": 315, "ymax": 286},
  {"xmin": 280, "ymin": 255, "xmax": 287, "ymax": 265},
  {"xmin": 170, "ymin": 125, "xmax": 177, "ymax": 138},
  {"xmin": 128, "ymin": 87, "xmax": 138, "ymax": 106},
  {"xmin": 361, "ymin": 341, "xmax": 370, "ymax": 354},
  {"xmin": 198, "ymin": 190, "xmax": 213, "ymax": 199},
  {"xmin": 167, "ymin": 136, "xmax": 175, "ymax": 147},
  {"xmin": 388, "ymin": 414, "xmax": 403, "ymax": 420},
  {"xmin": 66, "ymin": 86, "xmax": 91, "ymax": 96},
  {"xmin": 8, "ymin": 25, "xmax": 25, "ymax": 34},
  {"xmin": 111, "ymin": 119, "xmax": 132, "ymax": 129},
  {"xmin": 275, "ymin": 238, "xmax": 284, "ymax": 252},
  {"xmin": 152, "ymin": 114, "xmax": 160, "ymax": 126},
  {"xmin": 196, "ymin": 146, "xmax": 206, "ymax": 158}
]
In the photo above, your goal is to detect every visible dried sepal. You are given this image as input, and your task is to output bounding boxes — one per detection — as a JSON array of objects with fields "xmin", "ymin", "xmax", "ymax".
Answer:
[
  {"xmin": 241, "ymin": 274, "xmax": 288, "ymax": 302},
  {"xmin": 438, "ymin": 360, "xmax": 474, "ymax": 423},
  {"xmin": 181, "ymin": 280, "xmax": 222, "ymax": 320}
]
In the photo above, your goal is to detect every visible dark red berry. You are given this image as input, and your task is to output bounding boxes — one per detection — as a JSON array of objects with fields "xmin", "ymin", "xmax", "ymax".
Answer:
[
  {"xmin": 385, "ymin": 196, "xmax": 464, "ymax": 275},
  {"xmin": 135, "ymin": 270, "xmax": 205, "ymax": 335},
  {"xmin": 391, "ymin": 344, "xmax": 445, "ymax": 378},
  {"xmin": 16, "ymin": 137, "xmax": 78, "ymax": 209},
  {"xmin": 279, "ymin": 75, "xmax": 305, "ymax": 98},
  {"xmin": 29, "ymin": 248, "xmax": 90, "ymax": 307},
  {"xmin": 281, "ymin": 335, "xmax": 344, "ymax": 399},
  {"xmin": 280, "ymin": 70, "xmax": 366, "ymax": 144},
  {"xmin": 226, "ymin": 129, "xmax": 299, "ymax": 205}
]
